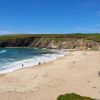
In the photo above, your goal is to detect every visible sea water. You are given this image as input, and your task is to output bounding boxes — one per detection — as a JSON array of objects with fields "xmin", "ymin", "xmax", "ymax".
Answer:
[{"xmin": 0, "ymin": 48, "xmax": 67, "ymax": 74}]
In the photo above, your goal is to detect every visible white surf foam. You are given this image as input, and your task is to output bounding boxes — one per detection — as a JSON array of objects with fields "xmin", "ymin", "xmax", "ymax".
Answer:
[
  {"xmin": 0, "ymin": 49, "xmax": 68, "ymax": 74},
  {"xmin": 0, "ymin": 50, "xmax": 7, "ymax": 54}
]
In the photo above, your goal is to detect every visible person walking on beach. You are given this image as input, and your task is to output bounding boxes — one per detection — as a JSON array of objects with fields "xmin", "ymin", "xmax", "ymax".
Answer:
[
  {"xmin": 98, "ymin": 71, "xmax": 100, "ymax": 77},
  {"xmin": 39, "ymin": 62, "xmax": 41, "ymax": 65},
  {"xmin": 22, "ymin": 64, "xmax": 24, "ymax": 67}
]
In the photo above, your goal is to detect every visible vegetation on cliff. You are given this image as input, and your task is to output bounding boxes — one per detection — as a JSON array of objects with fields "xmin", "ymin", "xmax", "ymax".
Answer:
[
  {"xmin": 57, "ymin": 93, "xmax": 96, "ymax": 100},
  {"xmin": 0, "ymin": 33, "xmax": 100, "ymax": 50},
  {"xmin": 0, "ymin": 33, "xmax": 100, "ymax": 41}
]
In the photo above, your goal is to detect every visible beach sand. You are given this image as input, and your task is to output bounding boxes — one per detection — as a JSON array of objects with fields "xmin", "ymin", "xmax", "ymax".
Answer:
[{"xmin": 0, "ymin": 51, "xmax": 100, "ymax": 100}]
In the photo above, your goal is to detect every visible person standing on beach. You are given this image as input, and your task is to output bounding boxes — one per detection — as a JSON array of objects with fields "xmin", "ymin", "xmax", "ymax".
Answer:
[
  {"xmin": 22, "ymin": 64, "xmax": 24, "ymax": 67},
  {"xmin": 39, "ymin": 62, "xmax": 41, "ymax": 65}
]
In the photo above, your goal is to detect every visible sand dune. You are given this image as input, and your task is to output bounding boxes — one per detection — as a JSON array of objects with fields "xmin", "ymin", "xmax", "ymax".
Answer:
[{"xmin": 0, "ymin": 51, "xmax": 100, "ymax": 100}]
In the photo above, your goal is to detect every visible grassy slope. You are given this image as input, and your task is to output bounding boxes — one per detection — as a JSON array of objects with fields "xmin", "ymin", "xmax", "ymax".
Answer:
[
  {"xmin": 57, "ymin": 93, "xmax": 96, "ymax": 100},
  {"xmin": 0, "ymin": 33, "xmax": 100, "ymax": 42}
]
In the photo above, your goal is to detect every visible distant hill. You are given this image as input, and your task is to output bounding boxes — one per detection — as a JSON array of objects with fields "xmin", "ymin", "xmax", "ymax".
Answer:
[{"xmin": 0, "ymin": 33, "xmax": 100, "ymax": 50}]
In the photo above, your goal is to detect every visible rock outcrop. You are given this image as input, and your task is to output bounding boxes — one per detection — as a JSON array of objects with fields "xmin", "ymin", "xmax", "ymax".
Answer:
[{"xmin": 0, "ymin": 35, "xmax": 100, "ymax": 50}]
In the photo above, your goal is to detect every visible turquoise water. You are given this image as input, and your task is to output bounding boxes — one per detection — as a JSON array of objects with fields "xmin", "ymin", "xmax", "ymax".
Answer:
[{"xmin": 0, "ymin": 48, "xmax": 66, "ymax": 74}]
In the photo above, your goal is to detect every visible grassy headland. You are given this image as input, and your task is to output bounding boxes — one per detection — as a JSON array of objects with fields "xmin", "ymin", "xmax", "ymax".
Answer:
[
  {"xmin": 0, "ymin": 33, "xmax": 100, "ymax": 41},
  {"xmin": 57, "ymin": 93, "xmax": 96, "ymax": 100},
  {"xmin": 0, "ymin": 33, "xmax": 100, "ymax": 50}
]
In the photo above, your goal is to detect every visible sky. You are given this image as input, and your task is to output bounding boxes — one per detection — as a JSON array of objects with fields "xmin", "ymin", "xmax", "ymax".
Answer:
[{"xmin": 0, "ymin": 0, "xmax": 100, "ymax": 34}]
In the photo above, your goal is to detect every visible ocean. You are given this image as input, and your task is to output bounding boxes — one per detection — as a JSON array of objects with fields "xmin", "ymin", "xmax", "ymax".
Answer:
[{"xmin": 0, "ymin": 48, "xmax": 66, "ymax": 74}]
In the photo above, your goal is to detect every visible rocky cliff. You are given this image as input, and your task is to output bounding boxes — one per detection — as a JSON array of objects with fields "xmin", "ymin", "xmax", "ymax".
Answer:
[{"xmin": 0, "ymin": 34, "xmax": 100, "ymax": 50}]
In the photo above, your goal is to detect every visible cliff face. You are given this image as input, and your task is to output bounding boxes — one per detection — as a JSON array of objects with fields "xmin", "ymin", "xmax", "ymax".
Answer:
[
  {"xmin": 28, "ymin": 38, "xmax": 99, "ymax": 50},
  {"xmin": 0, "ymin": 35, "xmax": 100, "ymax": 50}
]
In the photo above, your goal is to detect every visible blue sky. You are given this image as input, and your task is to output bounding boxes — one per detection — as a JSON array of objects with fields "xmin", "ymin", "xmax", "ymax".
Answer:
[{"xmin": 0, "ymin": 0, "xmax": 100, "ymax": 34}]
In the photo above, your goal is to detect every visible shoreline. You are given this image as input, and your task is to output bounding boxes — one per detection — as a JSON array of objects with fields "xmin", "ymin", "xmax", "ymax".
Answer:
[
  {"xmin": 0, "ymin": 51, "xmax": 100, "ymax": 100},
  {"xmin": 0, "ymin": 49, "xmax": 69, "ymax": 74}
]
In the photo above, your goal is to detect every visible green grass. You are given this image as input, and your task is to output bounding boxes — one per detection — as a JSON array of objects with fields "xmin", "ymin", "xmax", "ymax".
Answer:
[
  {"xmin": 57, "ymin": 93, "xmax": 96, "ymax": 100},
  {"xmin": 0, "ymin": 33, "xmax": 100, "ymax": 42}
]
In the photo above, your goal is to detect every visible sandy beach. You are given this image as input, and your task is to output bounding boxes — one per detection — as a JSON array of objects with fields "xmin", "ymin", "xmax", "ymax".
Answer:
[{"xmin": 0, "ymin": 51, "xmax": 100, "ymax": 100}]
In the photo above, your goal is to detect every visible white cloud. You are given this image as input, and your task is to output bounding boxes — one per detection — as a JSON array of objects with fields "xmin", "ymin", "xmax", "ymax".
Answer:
[
  {"xmin": 74, "ymin": 27, "xmax": 85, "ymax": 31},
  {"xmin": 83, "ymin": 0, "xmax": 99, "ymax": 7},
  {"xmin": 73, "ymin": 24, "xmax": 100, "ymax": 33},
  {"xmin": 84, "ymin": 1, "xmax": 94, "ymax": 6},
  {"xmin": 96, "ymin": 11, "xmax": 100, "ymax": 16},
  {"xmin": 93, "ymin": 25, "xmax": 100, "ymax": 28},
  {"xmin": 0, "ymin": 30, "xmax": 13, "ymax": 35}
]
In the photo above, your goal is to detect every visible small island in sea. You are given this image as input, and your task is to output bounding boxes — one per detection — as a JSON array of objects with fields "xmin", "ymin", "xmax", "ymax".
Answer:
[{"xmin": 0, "ymin": 34, "xmax": 100, "ymax": 100}]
